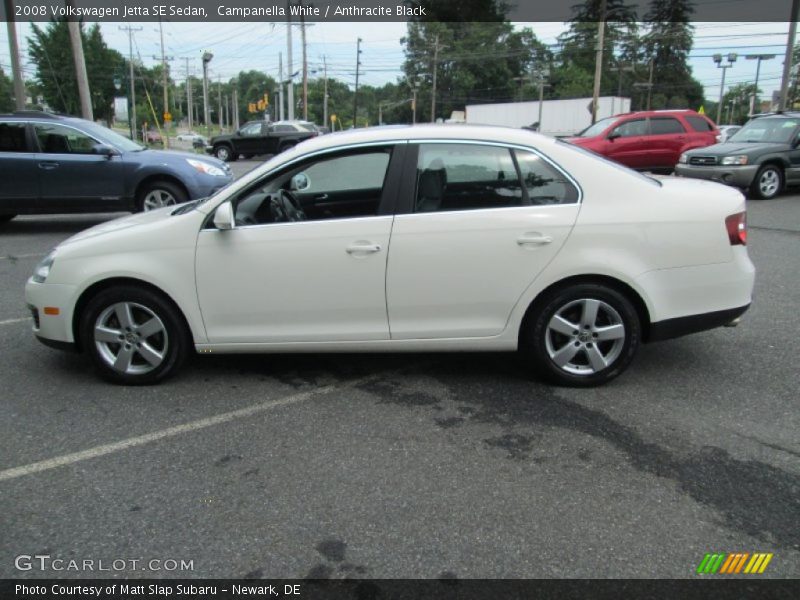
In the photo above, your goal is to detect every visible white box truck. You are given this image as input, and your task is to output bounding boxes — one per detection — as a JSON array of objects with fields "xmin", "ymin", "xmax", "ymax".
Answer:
[{"xmin": 464, "ymin": 97, "xmax": 631, "ymax": 137}]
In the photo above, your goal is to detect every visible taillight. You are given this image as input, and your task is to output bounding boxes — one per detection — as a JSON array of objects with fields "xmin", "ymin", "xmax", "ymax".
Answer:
[{"xmin": 725, "ymin": 212, "xmax": 747, "ymax": 246}]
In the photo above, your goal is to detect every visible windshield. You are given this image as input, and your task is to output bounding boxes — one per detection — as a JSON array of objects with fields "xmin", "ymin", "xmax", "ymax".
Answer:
[
  {"xmin": 576, "ymin": 116, "xmax": 618, "ymax": 138},
  {"xmin": 728, "ymin": 118, "xmax": 800, "ymax": 144},
  {"xmin": 77, "ymin": 121, "xmax": 145, "ymax": 152}
]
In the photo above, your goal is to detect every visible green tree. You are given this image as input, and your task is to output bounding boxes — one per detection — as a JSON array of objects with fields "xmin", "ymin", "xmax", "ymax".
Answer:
[
  {"xmin": 28, "ymin": 20, "xmax": 125, "ymax": 122},
  {"xmin": 0, "ymin": 67, "xmax": 14, "ymax": 111},
  {"xmin": 642, "ymin": 0, "xmax": 704, "ymax": 110}
]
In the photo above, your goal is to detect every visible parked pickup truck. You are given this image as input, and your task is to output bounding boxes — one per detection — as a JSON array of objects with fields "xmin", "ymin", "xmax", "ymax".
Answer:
[{"xmin": 208, "ymin": 120, "xmax": 318, "ymax": 162}]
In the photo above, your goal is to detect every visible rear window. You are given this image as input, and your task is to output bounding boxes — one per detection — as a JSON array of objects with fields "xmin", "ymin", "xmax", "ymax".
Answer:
[
  {"xmin": 0, "ymin": 122, "xmax": 29, "ymax": 152},
  {"xmin": 686, "ymin": 115, "xmax": 714, "ymax": 132},
  {"xmin": 650, "ymin": 118, "xmax": 685, "ymax": 135}
]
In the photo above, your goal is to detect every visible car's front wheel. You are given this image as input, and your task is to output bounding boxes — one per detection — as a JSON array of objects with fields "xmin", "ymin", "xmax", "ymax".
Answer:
[
  {"xmin": 750, "ymin": 164, "xmax": 783, "ymax": 200},
  {"xmin": 136, "ymin": 180, "xmax": 188, "ymax": 212},
  {"xmin": 523, "ymin": 284, "xmax": 641, "ymax": 387},
  {"xmin": 80, "ymin": 285, "xmax": 191, "ymax": 385},
  {"xmin": 214, "ymin": 144, "xmax": 237, "ymax": 162}
]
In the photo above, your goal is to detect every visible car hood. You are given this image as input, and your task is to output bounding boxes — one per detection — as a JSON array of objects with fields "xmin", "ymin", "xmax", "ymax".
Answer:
[
  {"xmin": 685, "ymin": 142, "xmax": 790, "ymax": 156},
  {"xmin": 128, "ymin": 148, "xmax": 228, "ymax": 170},
  {"xmin": 59, "ymin": 205, "xmax": 179, "ymax": 246}
]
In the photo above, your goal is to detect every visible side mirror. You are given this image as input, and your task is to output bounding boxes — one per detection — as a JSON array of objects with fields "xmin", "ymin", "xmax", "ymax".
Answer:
[
  {"xmin": 607, "ymin": 131, "xmax": 620, "ymax": 141},
  {"xmin": 213, "ymin": 201, "xmax": 235, "ymax": 230},
  {"xmin": 92, "ymin": 143, "xmax": 117, "ymax": 157}
]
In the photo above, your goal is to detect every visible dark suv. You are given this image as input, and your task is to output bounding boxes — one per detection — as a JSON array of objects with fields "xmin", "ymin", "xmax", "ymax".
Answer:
[
  {"xmin": 675, "ymin": 112, "xmax": 800, "ymax": 199},
  {"xmin": 208, "ymin": 120, "xmax": 318, "ymax": 162},
  {"xmin": 565, "ymin": 109, "xmax": 718, "ymax": 172},
  {"xmin": 0, "ymin": 111, "xmax": 232, "ymax": 222}
]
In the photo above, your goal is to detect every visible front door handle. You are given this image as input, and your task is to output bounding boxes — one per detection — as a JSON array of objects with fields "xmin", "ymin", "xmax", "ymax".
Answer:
[
  {"xmin": 38, "ymin": 161, "xmax": 59, "ymax": 170},
  {"xmin": 346, "ymin": 242, "xmax": 381, "ymax": 255},
  {"xmin": 517, "ymin": 233, "xmax": 553, "ymax": 246}
]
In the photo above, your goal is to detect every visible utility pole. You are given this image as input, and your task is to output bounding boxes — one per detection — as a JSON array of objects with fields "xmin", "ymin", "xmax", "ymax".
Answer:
[
  {"xmin": 300, "ymin": 2, "xmax": 309, "ymax": 120},
  {"xmin": 217, "ymin": 76, "xmax": 223, "ymax": 131},
  {"xmin": 183, "ymin": 57, "xmax": 194, "ymax": 130},
  {"xmin": 609, "ymin": 62, "xmax": 635, "ymax": 114},
  {"xmin": 591, "ymin": 0, "xmax": 607, "ymax": 124},
  {"xmin": 4, "ymin": 1, "xmax": 26, "ymax": 111},
  {"xmin": 536, "ymin": 70, "xmax": 551, "ymax": 130},
  {"xmin": 119, "ymin": 25, "xmax": 142, "ymax": 140},
  {"xmin": 323, "ymin": 55, "xmax": 329, "ymax": 128},
  {"xmin": 202, "ymin": 51, "xmax": 213, "ymax": 137},
  {"xmin": 156, "ymin": 19, "xmax": 172, "ymax": 147},
  {"xmin": 778, "ymin": 0, "xmax": 799, "ymax": 111},
  {"xmin": 67, "ymin": 20, "xmax": 93, "ymax": 120},
  {"xmin": 746, "ymin": 54, "xmax": 775, "ymax": 114},
  {"xmin": 353, "ymin": 37, "xmax": 362, "ymax": 127},
  {"xmin": 411, "ymin": 86, "xmax": 419, "ymax": 124},
  {"xmin": 278, "ymin": 52, "xmax": 285, "ymax": 121},
  {"xmin": 287, "ymin": 5, "xmax": 295, "ymax": 120},
  {"xmin": 233, "ymin": 85, "xmax": 239, "ymax": 129},
  {"xmin": 431, "ymin": 34, "xmax": 445, "ymax": 123}
]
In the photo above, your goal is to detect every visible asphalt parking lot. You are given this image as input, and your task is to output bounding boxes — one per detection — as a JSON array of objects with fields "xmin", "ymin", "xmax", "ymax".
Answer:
[{"xmin": 1, "ymin": 164, "xmax": 798, "ymax": 579}]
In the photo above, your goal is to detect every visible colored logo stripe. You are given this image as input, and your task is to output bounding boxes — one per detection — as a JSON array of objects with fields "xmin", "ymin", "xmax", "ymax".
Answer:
[{"xmin": 697, "ymin": 552, "xmax": 773, "ymax": 574}]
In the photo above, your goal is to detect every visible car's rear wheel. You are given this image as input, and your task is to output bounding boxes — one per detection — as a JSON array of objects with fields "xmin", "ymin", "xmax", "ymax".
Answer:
[
  {"xmin": 214, "ymin": 144, "xmax": 237, "ymax": 162},
  {"xmin": 750, "ymin": 165, "xmax": 783, "ymax": 200},
  {"xmin": 523, "ymin": 283, "xmax": 641, "ymax": 387},
  {"xmin": 80, "ymin": 285, "xmax": 190, "ymax": 385},
  {"xmin": 136, "ymin": 180, "xmax": 188, "ymax": 212}
]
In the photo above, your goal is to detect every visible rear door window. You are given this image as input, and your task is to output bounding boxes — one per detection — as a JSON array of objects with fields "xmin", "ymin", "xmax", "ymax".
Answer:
[
  {"xmin": 0, "ymin": 122, "xmax": 29, "ymax": 152},
  {"xmin": 685, "ymin": 116, "xmax": 714, "ymax": 132},
  {"xmin": 514, "ymin": 150, "xmax": 579, "ymax": 205},
  {"xmin": 414, "ymin": 143, "xmax": 522, "ymax": 213},
  {"xmin": 650, "ymin": 118, "xmax": 686, "ymax": 135}
]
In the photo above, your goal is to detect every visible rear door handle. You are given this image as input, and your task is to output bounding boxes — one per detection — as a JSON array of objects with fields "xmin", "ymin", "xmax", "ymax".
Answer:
[
  {"xmin": 315, "ymin": 194, "xmax": 329, "ymax": 201},
  {"xmin": 38, "ymin": 161, "xmax": 59, "ymax": 170},
  {"xmin": 517, "ymin": 234, "xmax": 553, "ymax": 246},
  {"xmin": 346, "ymin": 242, "xmax": 381, "ymax": 255}
]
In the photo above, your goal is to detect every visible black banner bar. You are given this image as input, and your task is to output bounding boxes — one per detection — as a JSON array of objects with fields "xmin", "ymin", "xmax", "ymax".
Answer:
[
  {"xmin": 2, "ymin": 579, "xmax": 799, "ymax": 600},
  {"xmin": 0, "ymin": 0, "xmax": 796, "ymax": 23}
]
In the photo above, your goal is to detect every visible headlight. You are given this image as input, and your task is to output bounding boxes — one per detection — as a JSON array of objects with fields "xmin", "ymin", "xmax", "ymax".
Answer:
[
  {"xmin": 186, "ymin": 158, "xmax": 227, "ymax": 177},
  {"xmin": 721, "ymin": 155, "xmax": 748, "ymax": 165},
  {"xmin": 32, "ymin": 251, "xmax": 56, "ymax": 283},
  {"xmin": 678, "ymin": 153, "xmax": 688, "ymax": 164}
]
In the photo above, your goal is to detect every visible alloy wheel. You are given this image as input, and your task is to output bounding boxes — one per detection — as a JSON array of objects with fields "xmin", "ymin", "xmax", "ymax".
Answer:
[
  {"xmin": 142, "ymin": 189, "xmax": 177, "ymax": 211},
  {"xmin": 544, "ymin": 298, "xmax": 626, "ymax": 376},
  {"xmin": 758, "ymin": 168, "xmax": 780, "ymax": 198},
  {"xmin": 94, "ymin": 302, "xmax": 168, "ymax": 375},
  {"xmin": 216, "ymin": 146, "xmax": 230, "ymax": 161}
]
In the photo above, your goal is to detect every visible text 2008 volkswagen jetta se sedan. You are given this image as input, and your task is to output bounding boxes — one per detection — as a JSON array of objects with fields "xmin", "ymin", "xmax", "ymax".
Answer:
[{"xmin": 26, "ymin": 125, "xmax": 755, "ymax": 386}]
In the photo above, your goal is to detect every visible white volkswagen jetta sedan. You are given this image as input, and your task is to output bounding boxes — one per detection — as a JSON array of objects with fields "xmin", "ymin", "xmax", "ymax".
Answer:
[{"xmin": 26, "ymin": 125, "xmax": 754, "ymax": 386}]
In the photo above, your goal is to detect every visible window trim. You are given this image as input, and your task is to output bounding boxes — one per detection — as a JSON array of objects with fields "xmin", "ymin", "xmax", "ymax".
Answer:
[
  {"xmin": 397, "ymin": 140, "xmax": 583, "ymax": 217},
  {"xmin": 202, "ymin": 141, "xmax": 408, "ymax": 230},
  {"xmin": 30, "ymin": 120, "xmax": 102, "ymax": 154}
]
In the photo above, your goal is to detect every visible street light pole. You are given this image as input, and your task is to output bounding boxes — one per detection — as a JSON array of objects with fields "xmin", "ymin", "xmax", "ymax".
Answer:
[
  {"xmin": 202, "ymin": 51, "xmax": 213, "ymax": 138},
  {"xmin": 713, "ymin": 53, "xmax": 737, "ymax": 124},
  {"xmin": 778, "ymin": 0, "xmax": 799, "ymax": 111},
  {"xmin": 745, "ymin": 54, "xmax": 775, "ymax": 114}
]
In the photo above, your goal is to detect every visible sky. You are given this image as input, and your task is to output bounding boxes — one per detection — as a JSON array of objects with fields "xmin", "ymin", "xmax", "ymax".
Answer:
[{"xmin": 0, "ymin": 20, "xmax": 791, "ymax": 107}]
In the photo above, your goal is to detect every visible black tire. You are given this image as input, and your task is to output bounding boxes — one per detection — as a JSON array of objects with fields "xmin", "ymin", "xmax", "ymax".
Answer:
[
  {"xmin": 214, "ymin": 144, "xmax": 237, "ymax": 162},
  {"xmin": 135, "ymin": 180, "xmax": 189, "ymax": 212},
  {"xmin": 80, "ymin": 285, "xmax": 191, "ymax": 385},
  {"xmin": 522, "ymin": 283, "xmax": 641, "ymax": 387},
  {"xmin": 749, "ymin": 164, "xmax": 783, "ymax": 200},
  {"xmin": 0, "ymin": 214, "xmax": 16, "ymax": 224}
]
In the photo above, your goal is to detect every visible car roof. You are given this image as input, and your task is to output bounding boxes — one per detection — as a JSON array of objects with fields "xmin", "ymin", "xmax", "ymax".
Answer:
[{"xmin": 285, "ymin": 124, "xmax": 559, "ymax": 154}]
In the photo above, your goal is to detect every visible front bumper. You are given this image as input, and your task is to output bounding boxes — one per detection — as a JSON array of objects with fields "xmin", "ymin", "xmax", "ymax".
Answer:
[
  {"xmin": 674, "ymin": 164, "xmax": 758, "ymax": 188},
  {"xmin": 25, "ymin": 279, "xmax": 79, "ymax": 346}
]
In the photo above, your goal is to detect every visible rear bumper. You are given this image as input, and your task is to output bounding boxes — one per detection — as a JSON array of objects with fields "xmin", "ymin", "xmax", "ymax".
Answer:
[
  {"xmin": 648, "ymin": 304, "xmax": 749, "ymax": 342},
  {"xmin": 674, "ymin": 164, "xmax": 758, "ymax": 188}
]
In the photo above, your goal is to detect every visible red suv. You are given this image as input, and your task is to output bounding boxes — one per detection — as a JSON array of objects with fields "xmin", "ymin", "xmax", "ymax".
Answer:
[{"xmin": 565, "ymin": 110, "xmax": 718, "ymax": 172}]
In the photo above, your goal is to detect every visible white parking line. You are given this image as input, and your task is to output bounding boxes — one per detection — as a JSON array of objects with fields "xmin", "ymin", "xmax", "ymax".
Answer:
[
  {"xmin": 0, "ymin": 372, "xmax": 382, "ymax": 483},
  {"xmin": 0, "ymin": 317, "xmax": 31, "ymax": 326},
  {"xmin": 0, "ymin": 253, "xmax": 46, "ymax": 261}
]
